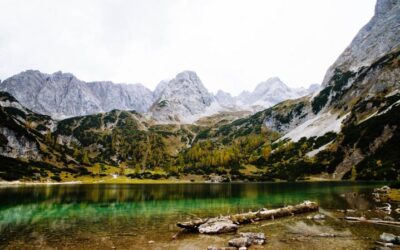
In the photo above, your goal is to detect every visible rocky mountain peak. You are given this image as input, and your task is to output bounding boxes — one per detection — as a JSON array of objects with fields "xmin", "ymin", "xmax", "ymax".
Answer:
[
  {"xmin": 158, "ymin": 71, "xmax": 213, "ymax": 105},
  {"xmin": 253, "ymin": 77, "xmax": 289, "ymax": 93},
  {"xmin": 150, "ymin": 71, "xmax": 219, "ymax": 123},
  {"xmin": 322, "ymin": 0, "xmax": 400, "ymax": 87},
  {"xmin": 175, "ymin": 70, "xmax": 200, "ymax": 83}
]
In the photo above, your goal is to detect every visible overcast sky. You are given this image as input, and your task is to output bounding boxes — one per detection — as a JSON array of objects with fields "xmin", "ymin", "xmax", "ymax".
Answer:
[{"xmin": 0, "ymin": 0, "xmax": 376, "ymax": 95}]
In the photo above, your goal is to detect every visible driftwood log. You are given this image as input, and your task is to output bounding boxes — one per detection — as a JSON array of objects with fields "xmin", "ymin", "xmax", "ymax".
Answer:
[{"xmin": 177, "ymin": 201, "xmax": 319, "ymax": 232}]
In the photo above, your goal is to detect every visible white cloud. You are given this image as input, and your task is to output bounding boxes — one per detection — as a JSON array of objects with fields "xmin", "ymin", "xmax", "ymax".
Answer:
[{"xmin": 0, "ymin": 0, "xmax": 375, "ymax": 95}]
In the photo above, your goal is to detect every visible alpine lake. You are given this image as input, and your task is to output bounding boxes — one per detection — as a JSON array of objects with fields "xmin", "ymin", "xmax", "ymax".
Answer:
[{"xmin": 1, "ymin": 181, "xmax": 399, "ymax": 249}]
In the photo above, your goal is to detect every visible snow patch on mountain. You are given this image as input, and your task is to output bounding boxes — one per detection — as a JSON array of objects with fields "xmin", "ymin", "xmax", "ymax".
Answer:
[
  {"xmin": 306, "ymin": 140, "xmax": 334, "ymax": 157},
  {"xmin": 282, "ymin": 112, "xmax": 349, "ymax": 142}
]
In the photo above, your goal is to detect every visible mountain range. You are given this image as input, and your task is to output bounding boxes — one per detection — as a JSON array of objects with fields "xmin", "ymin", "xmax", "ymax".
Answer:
[
  {"xmin": 0, "ymin": 70, "xmax": 318, "ymax": 122},
  {"xmin": 0, "ymin": 0, "xmax": 398, "ymax": 182}
]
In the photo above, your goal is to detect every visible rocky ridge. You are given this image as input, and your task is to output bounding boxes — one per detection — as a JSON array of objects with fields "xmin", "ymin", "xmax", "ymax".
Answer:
[
  {"xmin": 0, "ymin": 70, "xmax": 154, "ymax": 119},
  {"xmin": 0, "ymin": 70, "xmax": 318, "ymax": 123}
]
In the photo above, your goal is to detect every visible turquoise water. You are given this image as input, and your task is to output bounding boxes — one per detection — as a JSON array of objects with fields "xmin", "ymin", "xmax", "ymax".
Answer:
[{"xmin": 0, "ymin": 182, "xmax": 393, "ymax": 249}]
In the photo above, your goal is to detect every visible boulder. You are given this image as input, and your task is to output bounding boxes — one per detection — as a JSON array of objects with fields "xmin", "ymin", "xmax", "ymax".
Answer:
[{"xmin": 198, "ymin": 219, "xmax": 238, "ymax": 234}]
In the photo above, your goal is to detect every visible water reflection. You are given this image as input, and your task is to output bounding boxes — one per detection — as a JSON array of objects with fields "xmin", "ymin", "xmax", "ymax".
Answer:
[{"xmin": 0, "ymin": 182, "xmax": 385, "ymax": 248}]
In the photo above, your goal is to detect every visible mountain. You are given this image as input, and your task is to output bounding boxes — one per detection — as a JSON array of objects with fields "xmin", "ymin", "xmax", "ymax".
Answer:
[
  {"xmin": 322, "ymin": 0, "xmax": 400, "ymax": 87},
  {"xmin": 216, "ymin": 78, "xmax": 319, "ymax": 110},
  {"xmin": 0, "ymin": 70, "xmax": 154, "ymax": 119},
  {"xmin": 180, "ymin": 0, "xmax": 400, "ymax": 181},
  {"xmin": 0, "ymin": 90, "xmax": 196, "ymax": 181},
  {"xmin": 149, "ymin": 71, "xmax": 222, "ymax": 123},
  {"xmin": 255, "ymin": 0, "xmax": 400, "ymax": 180},
  {"xmin": 1, "ymin": 69, "xmax": 316, "ymax": 123},
  {"xmin": 0, "ymin": 0, "xmax": 398, "ymax": 182},
  {"xmin": 242, "ymin": 77, "xmax": 308, "ymax": 107}
]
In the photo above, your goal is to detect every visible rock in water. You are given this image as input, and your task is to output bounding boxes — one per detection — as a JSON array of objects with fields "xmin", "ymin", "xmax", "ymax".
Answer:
[
  {"xmin": 309, "ymin": 214, "xmax": 326, "ymax": 220},
  {"xmin": 228, "ymin": 237, "xmax": 250, "ymax": 248},
  {"xmin": 239, "ymin": 232, "xmax": 266, "ymax": 245},
  {"xmin": 198, "ymin": 219, "xmax": 238, "ymax": 234}
]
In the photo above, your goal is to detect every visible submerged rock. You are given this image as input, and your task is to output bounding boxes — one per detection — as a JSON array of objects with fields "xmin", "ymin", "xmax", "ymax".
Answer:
[
  {"xmin": 239, "ymin": 232, "xmax": 266, "ymax": 245},
  {"xmin": 198, "ymin": 218, "xmax": 238, "ymax": 234},
  {"xmin": 228, "ymin": 237, "xmax": 250, "ymax": 248},
  {"xmin": 227, "ymin": 232, "xmax": 266, "ymax": 249},
  {"xmin": 307, "ymin": 214, "xmax": 326, "ymax": 220}
]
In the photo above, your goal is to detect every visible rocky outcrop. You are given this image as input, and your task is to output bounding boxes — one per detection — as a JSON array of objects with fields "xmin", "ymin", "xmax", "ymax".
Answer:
[{"xmin": 0, "ymin": 127, "xmax": 42, "ymax": 160}]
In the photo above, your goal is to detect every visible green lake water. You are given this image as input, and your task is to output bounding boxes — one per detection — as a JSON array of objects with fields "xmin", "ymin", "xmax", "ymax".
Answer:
[{"xmin": 0, "ymin": 181, "xmax": 398, "ymax": 249}]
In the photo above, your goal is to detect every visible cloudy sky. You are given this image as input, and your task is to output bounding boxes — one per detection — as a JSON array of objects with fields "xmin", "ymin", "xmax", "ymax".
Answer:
[{"xmin": 0, "ymin": 0, "xmax": 376, "ymax": 95}]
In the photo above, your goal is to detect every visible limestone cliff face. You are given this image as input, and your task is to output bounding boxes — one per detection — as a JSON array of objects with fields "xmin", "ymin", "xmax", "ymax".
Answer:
[{"xmin": 322, "ymin": 0, "xmax": 400, "ymax": 87}]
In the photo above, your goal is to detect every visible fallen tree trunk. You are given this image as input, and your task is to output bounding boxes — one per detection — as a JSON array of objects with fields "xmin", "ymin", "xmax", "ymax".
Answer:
[
  {"xmin": 177, "ymin": 201, "xmax": 318, "ymax": 232},
  {"xmin": 343, "ymin": 216, "xmax": 400, "ymax": 227}
]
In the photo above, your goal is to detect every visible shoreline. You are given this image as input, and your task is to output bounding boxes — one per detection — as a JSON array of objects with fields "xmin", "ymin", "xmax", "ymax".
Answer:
[{"xmin": 0, "ymin": 179, "xmax": 388, "ymax": 186}]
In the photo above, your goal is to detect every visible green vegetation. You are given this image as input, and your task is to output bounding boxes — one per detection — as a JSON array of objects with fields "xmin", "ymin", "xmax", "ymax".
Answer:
[
  {"xmin": 311, "ymin": 69, "xmax": 355, "ymax": 114},
  {"xmin": 0, "ymin": 63, "xmax": 399, "ymax": 183},
  {"xmin": 340, "ymin": 94, "xmax": 400, "ymax": 180}
]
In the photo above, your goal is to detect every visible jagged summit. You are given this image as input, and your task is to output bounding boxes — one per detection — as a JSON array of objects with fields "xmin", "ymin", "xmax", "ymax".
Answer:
[{"xmin": 150, "ymin": 71, "xmax": 219, "ymax": 123}]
